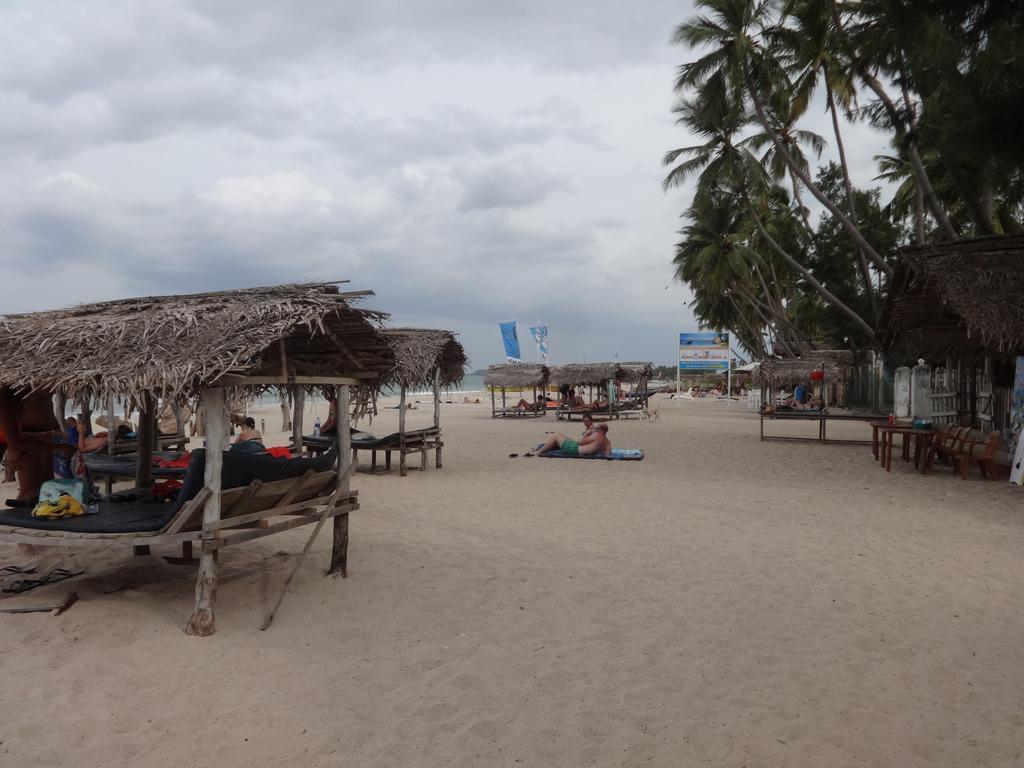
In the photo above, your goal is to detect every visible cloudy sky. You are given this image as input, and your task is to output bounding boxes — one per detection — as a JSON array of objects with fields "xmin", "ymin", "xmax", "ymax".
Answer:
[{"xmin": 0, "ymin": 1, "xmax": 892, "ymax": 368}]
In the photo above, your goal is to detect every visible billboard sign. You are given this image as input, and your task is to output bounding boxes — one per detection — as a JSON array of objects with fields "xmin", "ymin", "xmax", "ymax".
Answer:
[{"xmin": 679, "ymin": 332, "xmax": 730, "ymax": 371}]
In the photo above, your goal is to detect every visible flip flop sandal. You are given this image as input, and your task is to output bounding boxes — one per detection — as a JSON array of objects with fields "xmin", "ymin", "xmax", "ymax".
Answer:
[
  {"xmin": 0, "ymin": 565, "xmax": 36, "ymax": 575},
  {"xmin": 508, "ymin": 453, "xmax": 519, "ymax": 458},
  {"xmin": 3, "ymin": 567, "xmax": 85, "ymax": 595},
  {"xmin": 4, "ymin": 498, "xmax": 37, "ymax": 509}
]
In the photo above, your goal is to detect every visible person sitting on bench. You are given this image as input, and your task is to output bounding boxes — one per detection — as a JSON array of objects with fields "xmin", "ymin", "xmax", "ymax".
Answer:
[{"xmin": 231, "ymin": 417, "xmax": 266, "ymax": 454}]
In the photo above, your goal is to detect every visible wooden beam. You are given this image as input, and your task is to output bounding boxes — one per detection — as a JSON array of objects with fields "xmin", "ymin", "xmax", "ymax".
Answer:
[
  {"xmin": 399, "ymin": 385, "xmax": 407, "ymax": 477},
  {"xmin": 214, "ymin": 375, "xmax": 363, "ymax": 387},
  {"xmin": 134, "ymin": 391, "xmax": 156, "ymax": 490},
  {"xmin": 185, "ymin": 386, "xmax": 225, "ymax": 637},
  {"xmin": 433, "ymin": 368, "xmax": 442, "ymax": 470},
  {"xmin": 292, "ymin": 388, "xmax": 305, "ymax": 455},
  {"xmin": 329, "ymin": 384, "xmax": 351, "ymax": 576}
]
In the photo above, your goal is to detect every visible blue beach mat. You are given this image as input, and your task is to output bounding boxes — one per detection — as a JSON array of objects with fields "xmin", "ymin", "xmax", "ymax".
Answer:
[{"xmin": 536, "ymin": 447, "xmax": 644, "ymax": 461}]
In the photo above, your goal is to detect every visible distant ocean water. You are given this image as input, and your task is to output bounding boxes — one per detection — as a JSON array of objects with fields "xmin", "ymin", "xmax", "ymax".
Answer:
[{"xmin": 404, "ymin": 372, "xmax": 485, "ymax": 396}]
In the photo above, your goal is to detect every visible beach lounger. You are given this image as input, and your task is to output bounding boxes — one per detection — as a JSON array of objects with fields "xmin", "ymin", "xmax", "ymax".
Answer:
[
  {"xmin": 537, "ymin": 448, "xmax": 644, "ymax": 460},
  {"xmin": 0, "ymin": 446, "xmax": 344, "ymax": 537},
  {"xmin": 83, "ymin": 451, "xmax": 191, "ymax": 480},
  {"xmin": 109, "ymin": 432, "xmax": 189, "ymax": 455},
  {"xmin": 350, "ymin": 427, "xmax": 442, "ymax": 476}
]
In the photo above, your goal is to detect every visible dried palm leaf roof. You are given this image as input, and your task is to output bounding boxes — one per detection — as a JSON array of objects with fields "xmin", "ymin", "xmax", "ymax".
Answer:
[
  {"xmin": 483, "ymin": 363, "xmax": 549, "ymax": 388},
  {"xmin": 752, "ymin": 358, "xmax": 847, "ymax": 388},
  {"xmin": 548, "ymin": 362, "xmax": 653, "ymax": 387},
  {"xmin": 380, "ymin": 328, "xmax": 467, "ymax": 391},
  {"xmin": 877, "ymin": 234, "xmax": 1024, "ymax": 362},
  {"xmin": 771, "ymin": 343, "xmax": 856, "ymax": 365},
  {"xmin": 0, "ymin": 282, "xmax": 393, "ymax": 401}
]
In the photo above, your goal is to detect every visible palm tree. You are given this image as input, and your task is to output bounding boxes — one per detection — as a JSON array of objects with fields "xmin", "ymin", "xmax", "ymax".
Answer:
[
  {"xmin": 773, "ymin": 0, "xmax": 885, "ymax": 304},
  {"xmin": 740, "ymin": 85, "xmax": 826, "ymax": 227},
  {"xmin": 672, "ymin": 0, "xmax": 889, "ymax": 272},
  {"xmin": 663, "ymin": 76, "xmax": 875, "ymax": 337},
  {"xmin": 832, "ymin": 0, "xmax": 962, "ymax": 238}
]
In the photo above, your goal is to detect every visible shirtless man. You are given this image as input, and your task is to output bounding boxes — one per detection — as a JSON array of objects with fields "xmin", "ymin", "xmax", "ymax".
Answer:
[{"xmin": 530, "ymin": 423, "xmax": 611, "ymax": 457}]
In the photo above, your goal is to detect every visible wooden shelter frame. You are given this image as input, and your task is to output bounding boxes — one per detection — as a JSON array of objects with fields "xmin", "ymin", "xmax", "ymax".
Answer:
[
  {"xmin": 0, "ymin": 282, "xmax": 393, "ymax": 635},
  {"xmin": 484, "ymin": 364, "xmax": 550, "ymax": 419}
]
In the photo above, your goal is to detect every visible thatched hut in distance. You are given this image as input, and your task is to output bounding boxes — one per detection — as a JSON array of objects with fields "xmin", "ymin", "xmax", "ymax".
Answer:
[
  {"xmin": 0, "ymin": 282, "xmax": 394, "ymax": 635},
  {"xmin": 549, "ymin": 362, "xmax": 654, "ymax": 420},
  {"xmin": 753, "ymin": 351, "xmax": 855, "ymax": 407},
  {"xmin": 376, "ymin": 328, "xmax": 467, "ymax": 475},
  {"xmin": 483, "ymin": 363, "xmax": 550, "ymax": 418},
  {"xmin": 876, "ymin": 234, "xmax": 1024, "ymax": 430}
]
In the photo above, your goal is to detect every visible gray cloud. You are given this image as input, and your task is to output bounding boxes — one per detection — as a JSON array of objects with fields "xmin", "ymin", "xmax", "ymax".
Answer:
[{"xmin": 0, "ymin": 0, "xmax": 897, "ymax": 369}]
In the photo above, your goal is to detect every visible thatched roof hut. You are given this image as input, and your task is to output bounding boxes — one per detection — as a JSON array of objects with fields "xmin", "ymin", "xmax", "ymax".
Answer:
[
  {"xmin": 877, "ymin": 234, "xmax": 1024, "ymax": 363},
  {"xmin": 617, "ymin": 362, "xmax": 655, "ymax": 383},
  {"xmin": 381, "ymin": 328, "xmax": 467, "ymax": 392},
  {"xmin": 0, "ymin": 282, "xmax": 393, "ymax": 401},
  {"xmin": 752, "ymin": 357, "xmax": 847, "ymax": 389},
  {"xmin": 483, "ymin": 363, "xmax": 549, "ymax": 388},
  {"xmin": 548, "ymin": 362, "xmax": 653, "ymax": 387}
]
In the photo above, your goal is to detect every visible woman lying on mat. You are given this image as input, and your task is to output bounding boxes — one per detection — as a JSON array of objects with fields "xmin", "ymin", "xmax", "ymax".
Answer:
[{"xmin": 528, "ymin": 424, "xmax": 610, "ymax": 457}]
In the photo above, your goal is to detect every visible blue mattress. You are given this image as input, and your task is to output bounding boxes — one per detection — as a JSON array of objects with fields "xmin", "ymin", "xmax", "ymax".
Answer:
[{"xmin": 538, "ymin": 448, "xmax": 644, "ymax": 461}]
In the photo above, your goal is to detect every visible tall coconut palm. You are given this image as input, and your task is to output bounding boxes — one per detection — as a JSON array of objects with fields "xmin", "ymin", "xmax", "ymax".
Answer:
[
  {"xmin": 672, "ymin": 0, "xmax": 889, "ymax": 272},
  {"xmin": 772, "ymin": 0, "xmax": 883, "ymax": 303},
  {"xmin": 740, "ymin": 84, "xmax": 826, "ymax": 227},
  {"xmin": 663, "ymin": 76, "xmax": 875, "ymax": 337}
]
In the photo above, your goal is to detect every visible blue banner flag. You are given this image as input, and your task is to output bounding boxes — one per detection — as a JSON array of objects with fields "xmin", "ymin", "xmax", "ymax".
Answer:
[
  {"xmin": 529, "ymin": 325, "xmax": 549, "ymax": 364},
  {"xmin": 499, "ymin": 320, "xmax": 521, "ymax": 362}
]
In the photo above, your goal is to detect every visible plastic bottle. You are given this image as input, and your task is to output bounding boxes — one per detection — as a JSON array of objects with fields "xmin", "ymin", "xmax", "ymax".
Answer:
[{"xmin": 314, "ymin": 417, "xmax": 321, "ymax": 437}]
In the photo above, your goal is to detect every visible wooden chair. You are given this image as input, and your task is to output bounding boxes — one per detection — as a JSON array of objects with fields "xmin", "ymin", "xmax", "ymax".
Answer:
[
  {"xmin": 926, "ymin": 425, "xmax": 971, "ymax": 473},
  {"xmin": 951, "ymin": 432, "xmax": 1004, "ymax": 480}
]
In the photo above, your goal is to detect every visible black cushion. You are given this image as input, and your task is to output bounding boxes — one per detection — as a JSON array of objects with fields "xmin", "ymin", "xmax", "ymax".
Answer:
[{"xmin": 0, "ymin": 446, "xmax": 338, "ymax": 534}]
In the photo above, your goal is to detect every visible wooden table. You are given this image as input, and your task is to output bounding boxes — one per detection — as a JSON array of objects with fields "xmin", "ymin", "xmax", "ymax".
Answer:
[
  {"xmin": 877, "ymin": 425, "xmax": 934, "ymax": 473},
  {"xmin": 760, "ymin": 411, "xmax": 887, "ymax": 443},
  {"xmin": 869, "ymin": 420, "xmax": 914, "ymax": 460}
]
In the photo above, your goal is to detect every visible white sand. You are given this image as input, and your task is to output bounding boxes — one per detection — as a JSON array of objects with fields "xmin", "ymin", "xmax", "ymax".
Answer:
[{"xmin": 1, "ymin": 396, "xmax": 1022, "ymax": 767}]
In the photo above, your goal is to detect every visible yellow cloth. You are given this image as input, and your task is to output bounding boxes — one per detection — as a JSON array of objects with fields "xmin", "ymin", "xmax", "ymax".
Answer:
[{"xmin": 32, "ymin": 493, "xmax": 85, "ymax": 519}]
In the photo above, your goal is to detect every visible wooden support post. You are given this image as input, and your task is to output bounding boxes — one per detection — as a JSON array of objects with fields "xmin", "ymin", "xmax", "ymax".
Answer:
[
  {"xmin": 135, "ymin": 392, "xmax": 156, "ymax": 490},
  {"xmin": 105, "ymin": 394, "xmax": 116, "ymax": 495},
  {"xmin": 53, "ymin": 391, "xmax": 67, "ymax": 431},
  {"xmin": 292, "ymin": 388, "xmax": 305, "ymax": 456},
  {"xmin": 399, "ymin": 386, "xmax": 407, "ymax": 477},
  {"xmin": 433, "ymin": 367, "xmax": 442, "ymax": 469},
  {"xmin": 490, "ymin": 386, "xmax": 496, "ymax": 418},
  {"xmin": 185, "ymin": 386, "xmax": 225, "ymax": 637},
  {"xmin": 172, "ymin": 401, "xmax": 184, "ymax": 437},
  {"xmin": 329, "ymin": 384, "xmax": 351, "ymax": 576}
]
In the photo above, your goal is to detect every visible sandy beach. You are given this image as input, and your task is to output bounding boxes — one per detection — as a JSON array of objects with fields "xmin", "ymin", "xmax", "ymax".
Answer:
[{"xmin": 1, "ymin": 396, "xmax": 1022, "ymax": 767}]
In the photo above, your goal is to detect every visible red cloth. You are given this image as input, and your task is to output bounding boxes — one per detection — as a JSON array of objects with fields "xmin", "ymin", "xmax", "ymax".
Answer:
[
  {"xmin": 266, "ymin": 446, "xmax": 292, "ymax": 459},
  {"xmin": 151, "ymin": 479, "xmax": 182, "ymax": 499},
  {"xmin": 155, "ymin": 451, "xmax": 191, "ymax": 469}
]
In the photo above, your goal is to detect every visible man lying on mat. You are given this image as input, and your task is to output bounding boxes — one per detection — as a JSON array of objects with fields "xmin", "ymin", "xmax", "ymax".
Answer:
[{"xmin": 528, "ymin": 423, "xmax": 611, "ymax": 457}]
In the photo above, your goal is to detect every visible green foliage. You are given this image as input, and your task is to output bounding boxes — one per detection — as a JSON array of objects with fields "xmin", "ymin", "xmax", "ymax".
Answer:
[{"xmin": 666, "ymin": 0, "xmax": 1023, "ymax": 356}]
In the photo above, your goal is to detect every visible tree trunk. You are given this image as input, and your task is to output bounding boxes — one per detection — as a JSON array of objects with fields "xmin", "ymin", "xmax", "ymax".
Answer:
[
  {"xmin": 279, "ymin": 392, "xmax": 292, "ymax": 432},
  {"xmin": 938, "ymin": 148, "xmax": 993, "ymax": 234},
  {"xmin": 853, "ymin": 71, "xmax": 960, "ymax": 240},
  {"xmin": 745, "ymin": 199, "xmax": 875, "ymax": 337},
  {"xmin": 826, "ymin": 80, "xmax": 877, "ymax": 314},
  {"xmin": 914, "ymin": 184, "xmax": 926, "ymax": 245},
  {"xmin": 744, "ymin": 70, "xmax": 893, "ymax": 276}
]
